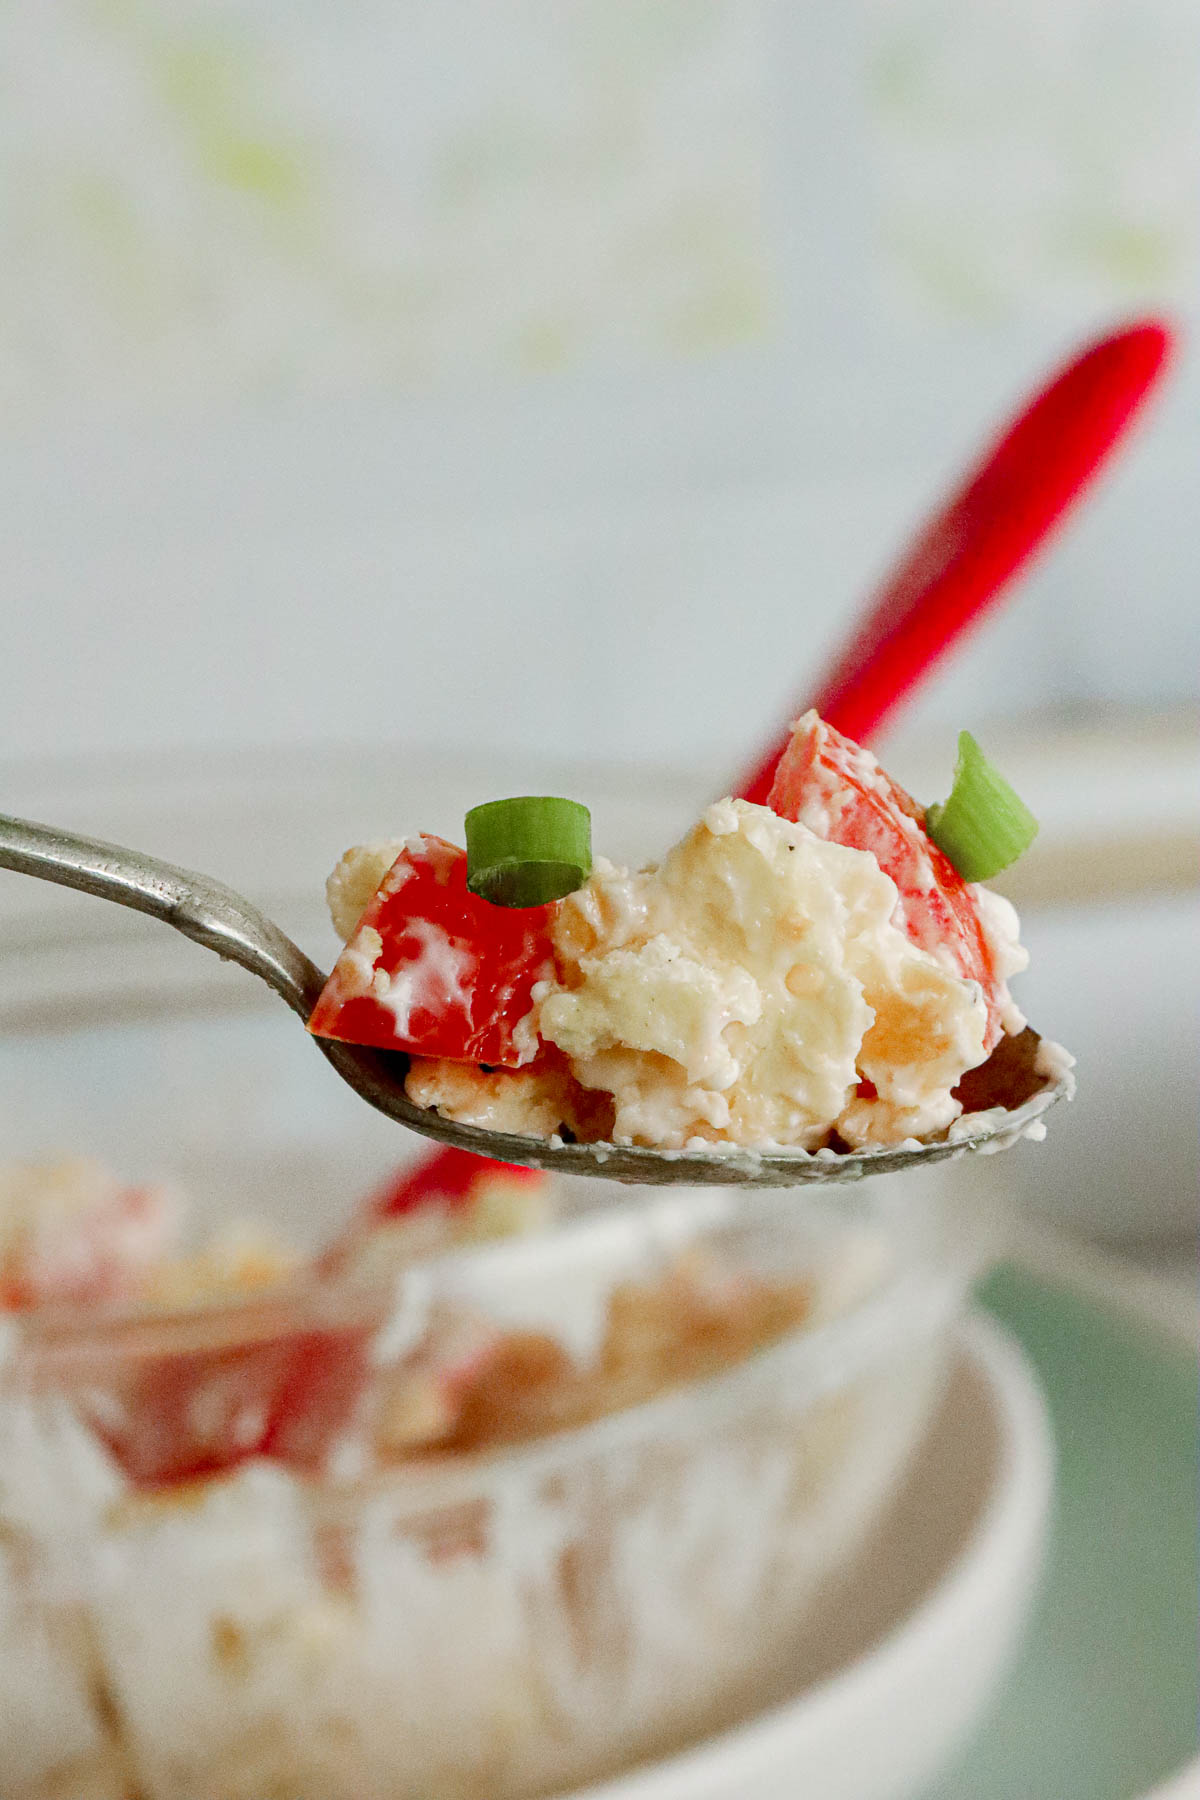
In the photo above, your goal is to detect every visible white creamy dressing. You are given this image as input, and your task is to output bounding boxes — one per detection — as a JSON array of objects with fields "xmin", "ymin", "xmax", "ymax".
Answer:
[
  {"xmin": 972, "ymin": 884, "xmax": 1030, "ymax": 1035},
  {"xmin": 371, "ymin": 917, "xmax": 476, "ymax": 1037},
  {"xmin": 536, "ymin": 799, "xmax": 992, "ymax": 1151},
  {"xmin": 337, "ymin": 797, "xmax": 1031, "ymax": 1155},
  {"xmin": 509, "ymin": 1000, "xmax": 543, "ymax": 1065}
]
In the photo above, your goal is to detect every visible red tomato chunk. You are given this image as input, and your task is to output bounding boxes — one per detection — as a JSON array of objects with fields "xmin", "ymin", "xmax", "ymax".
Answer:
[
  {"xmin": 309, "ymin": 836, "xmax": 556, "ymax": 1069},
  {"xmin": 767, "ymin": 712, "xmax": 1003, "ymax": 1049}
]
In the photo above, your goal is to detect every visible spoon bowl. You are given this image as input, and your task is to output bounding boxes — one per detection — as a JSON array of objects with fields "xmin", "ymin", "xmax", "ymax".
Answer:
[
  {"xmin": 0, "ymin": 811, "xmax": 1070, "ymax": 1187},
  {"xmin": 343, "ymin": 1071, "xmax": 1067, "ymax": 1186}
]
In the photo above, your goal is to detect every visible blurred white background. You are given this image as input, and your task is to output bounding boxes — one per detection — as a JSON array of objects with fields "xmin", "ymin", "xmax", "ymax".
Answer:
[{"xmin": 2, "ymin": 0, "xmax": 1197, "ymax": 775}]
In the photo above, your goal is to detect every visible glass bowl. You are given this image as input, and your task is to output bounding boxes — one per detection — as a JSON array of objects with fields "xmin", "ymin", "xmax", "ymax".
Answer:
[
  {"xmin": 3, "ymin": 1184, "xmax": 977, "ymax": 1800},
  {"xmin": 0, "ymin": 749, "xmax": 983, "ymax": 1800}
]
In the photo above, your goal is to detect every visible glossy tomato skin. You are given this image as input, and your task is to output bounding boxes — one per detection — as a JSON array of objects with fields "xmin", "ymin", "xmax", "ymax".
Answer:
[
  {"xmin": 308, "ymin": 836, "xmax": 556, "ymax": 1069},
  {"xmin": 767, "ymin": 711, "xmax": 1002, "ymax": 1048}
]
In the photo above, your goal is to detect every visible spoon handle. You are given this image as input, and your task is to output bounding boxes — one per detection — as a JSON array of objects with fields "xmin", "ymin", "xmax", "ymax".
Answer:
[{"xmin": 0, "ymin": 812, "xmax": 325, "ymax": 1021}]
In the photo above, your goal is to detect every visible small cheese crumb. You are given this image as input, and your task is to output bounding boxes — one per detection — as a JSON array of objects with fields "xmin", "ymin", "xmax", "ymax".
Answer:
[{"xmin": 326, "ymin": 841, "xmax": 408, "ymax": 941}]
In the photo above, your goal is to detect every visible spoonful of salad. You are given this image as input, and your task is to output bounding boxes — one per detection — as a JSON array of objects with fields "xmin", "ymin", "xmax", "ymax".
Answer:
[
  {"xmin": 0, "ymin": 714, "xmax": 1065, "ymax": 1186},
  {"xmin": 0, "ymin": 319, "xmax": 1169, "ymax": 1186},
  {"xmin": 302, "ymin": 709, "xmax": 1070, "ymax": 1185}
]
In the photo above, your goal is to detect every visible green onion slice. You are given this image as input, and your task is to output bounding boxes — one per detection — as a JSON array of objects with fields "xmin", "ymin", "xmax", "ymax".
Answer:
[
  {"xmin": 925, "ymin": 732, "xmax": 1038, "ymax": 883},
  {"xmin": 465, "ymin": 796, "xmax": 592, "ymax": 907}
]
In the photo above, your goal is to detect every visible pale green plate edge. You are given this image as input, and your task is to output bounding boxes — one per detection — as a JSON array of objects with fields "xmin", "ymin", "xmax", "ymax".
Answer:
[{"xmin": 918, "ymin": 1238, "xmax": 1198, "ymax": 1800}]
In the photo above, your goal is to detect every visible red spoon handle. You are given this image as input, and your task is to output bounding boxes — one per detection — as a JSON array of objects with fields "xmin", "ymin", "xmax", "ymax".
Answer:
[{"xmin": 738, "ymin": 318, "xmax": 1174, "ymax": 806}]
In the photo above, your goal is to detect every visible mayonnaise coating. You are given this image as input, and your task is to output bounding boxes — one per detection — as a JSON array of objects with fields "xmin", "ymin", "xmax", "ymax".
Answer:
[{"xmin": 534, "ymin": 799, "xmax": 989, "ymax": 1150}]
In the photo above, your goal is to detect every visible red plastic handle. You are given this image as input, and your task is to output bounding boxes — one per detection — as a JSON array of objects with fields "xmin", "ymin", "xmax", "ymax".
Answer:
[{"xmin": 738, "ymin": 318, "xmax": 1174, "ymax": 805}]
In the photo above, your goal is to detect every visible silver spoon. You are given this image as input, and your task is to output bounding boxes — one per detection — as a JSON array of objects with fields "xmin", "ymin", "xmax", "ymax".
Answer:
[{"xmin": 0, "ymin": 812, "xmax": 1067, "ymax": 1187}]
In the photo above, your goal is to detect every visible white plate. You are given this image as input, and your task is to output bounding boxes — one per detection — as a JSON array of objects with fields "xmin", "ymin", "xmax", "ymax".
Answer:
[{"xmin": 554, "ymin": 1312, "xmax": 1053, "ymax": 1800}]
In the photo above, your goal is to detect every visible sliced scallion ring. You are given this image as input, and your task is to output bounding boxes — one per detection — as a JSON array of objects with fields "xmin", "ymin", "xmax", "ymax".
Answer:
[
  {"xmin": 465, "ymin": 796, "xmax": 592, "ymax": 907},
  {"xmin": 925, "ymin": 731, "xmax": 1038, "ymax": 883}
]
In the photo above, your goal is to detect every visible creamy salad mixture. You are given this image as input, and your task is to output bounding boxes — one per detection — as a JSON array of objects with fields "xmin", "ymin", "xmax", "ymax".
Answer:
[
  {"xmin": 0, "ymin": 1150, "xmax": 551, "ymax": 1319},
  {"xmin": 0, "ymin": 1157, "xmax": 179, "ymax": 1312},
  {"xmin": 0, "ymin": 1151, "xmax": 824, "ymax": 1479},
  {"xmin": 0, "ymin": 1173, "xmax": 922, "ymax": 1800},
  {"xmin": 312, "ymin": 712, "xmax": 1035, "ymax": 1155}
]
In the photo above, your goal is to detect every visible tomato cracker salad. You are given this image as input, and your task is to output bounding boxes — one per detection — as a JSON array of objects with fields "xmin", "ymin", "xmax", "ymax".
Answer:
[
  {"xmin": 310, "ymin": 713, "xmax": 1047, "ymax": 1155},
  {"xmin": 0, "ymin": 1148, "xmax": 556, "ymax": 1489}
]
